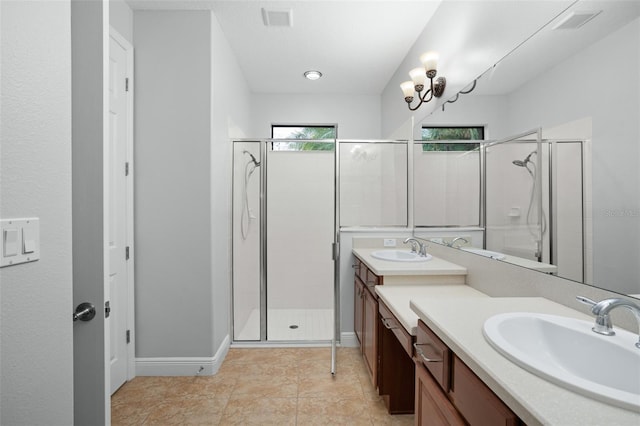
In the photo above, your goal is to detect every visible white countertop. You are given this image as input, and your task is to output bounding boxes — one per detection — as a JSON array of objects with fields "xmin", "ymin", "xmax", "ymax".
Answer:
[
  {"xmin": 410, "ymin": 297, "xmax": 640, "ymax": 426},
  {"xmin": 501, "ymin": 254, "xmax": 558, "ymax": 273},
  {"xmin": 353, "ymin": 248, "xmax": 467, "ymax": 277},
  {"xmin": 375, "ymin": 284, "xmax": 488, "ymax": 336}
]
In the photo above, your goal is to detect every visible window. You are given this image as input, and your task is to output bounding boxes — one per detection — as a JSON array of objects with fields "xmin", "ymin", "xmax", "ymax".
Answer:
[
  {"xmin": 271, "ymin": 125, "xmax": 336, "ymax": 151},
  {"xmin": 421, "ymin": 126, "xmax": 484, "ymax": 151}
]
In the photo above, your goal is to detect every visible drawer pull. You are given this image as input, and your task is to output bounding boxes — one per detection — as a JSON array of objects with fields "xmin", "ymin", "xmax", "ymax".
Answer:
[
  {"xmin": 414, "ymin": 343, "xmax": 443, "ymax": 363},
  {"xmin": 351, "ymin": 264, "xmax": 360, "ymax": 270},
  {"xmin": 381, "ymin": 317, "xmax": 398, "ymax": 330}
]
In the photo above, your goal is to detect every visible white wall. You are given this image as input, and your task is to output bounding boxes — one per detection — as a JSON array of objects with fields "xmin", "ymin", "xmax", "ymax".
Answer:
[
  {"xmin": 0, "ymin": 1, "xmax": 74, "ymax": 423},
  {"xmin": 380, "ymin": 1, "xmax": 572, "ymax": 139},
  {"xmin": 250, "ymin": 93, "xmax": 381, "ymax": 139},
  {"xmin": 503, "ymin": 18, "xmax": 640, "ymax": 294},
  {"xmin": 420, "ymin": 95, "xmax": 509, "ymax": 140},
  {"xmin": 211, "ymin": 10, "xmax": 251, "ymax": 349}
]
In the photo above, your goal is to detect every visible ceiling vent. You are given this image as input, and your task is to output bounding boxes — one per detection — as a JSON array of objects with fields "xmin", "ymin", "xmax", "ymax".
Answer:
[
  {"xmin": 552, "ymin": 10, "xmax": 601, "ymax": 30},
  {"xmin": 261, "ymin": 8, "xmax": 293, "ymax": 27}
]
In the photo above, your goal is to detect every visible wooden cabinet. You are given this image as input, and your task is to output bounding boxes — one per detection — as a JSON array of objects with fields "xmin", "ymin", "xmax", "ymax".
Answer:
[
  {"xmin": 354, "ymin": 258, "xmax": 378, "ymax": 386},
  {"xmin": 362, "ymin": 282, "xmax": 378, "ymax": 385},
  {"xmin": 414, "ymin": 320, "xmax": 521, "ymax": 426},
  {"xmin": 415, "ymin": 359, "xmax": 466, "ymax": 426},
  {"xmin": 354, "ymin": 275, "xmax": 364, "ymax": 345},
  {"xmin": 378, "ymin": 300, "xmax": 415, "ymax": 414}
]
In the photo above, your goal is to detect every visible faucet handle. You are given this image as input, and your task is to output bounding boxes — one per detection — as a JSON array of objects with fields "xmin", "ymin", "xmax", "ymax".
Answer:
[
  {"xmin": 576, "ymin": 296, "xmax": 597, "ymax": 307},
  {"xmin": 576, "ymin": 296, "xmax": 615, "ymax": 336}
]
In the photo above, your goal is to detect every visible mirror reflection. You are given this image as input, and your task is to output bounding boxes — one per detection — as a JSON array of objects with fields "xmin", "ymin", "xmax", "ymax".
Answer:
[{"xmin": 419, "ymin": 0, "xmax": 640, "ymax": 297}]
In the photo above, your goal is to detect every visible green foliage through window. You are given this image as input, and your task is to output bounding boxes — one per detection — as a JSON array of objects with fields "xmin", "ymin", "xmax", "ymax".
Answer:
[
  {"xmin": 271, "ymin": 125, "xmax": 336, "ymax": 151},
  {"xmin": 421, "ymin": 127, "xmax": 483, "ymax": 152}
]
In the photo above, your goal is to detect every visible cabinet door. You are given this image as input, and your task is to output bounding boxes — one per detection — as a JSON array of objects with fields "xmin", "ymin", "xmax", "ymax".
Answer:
[
  {"xmin": 450, "ymin": 356, "xmax": 520, "ymax": 426},
  {"xmin": 415, "ymin": 361, "xmax": 466, "ymax": 426},
  {"xmin": 362, "ymin": 286, "xmax": 378, "ymax": 386},
  {"xmin": 354, "ymin": 277, "xmax": 364, "ymax": 345}
]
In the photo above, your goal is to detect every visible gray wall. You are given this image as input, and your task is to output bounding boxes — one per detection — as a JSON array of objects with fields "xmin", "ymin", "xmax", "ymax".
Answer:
[
  {"xmin": 211, "ymin": 11, "xmax": 251, "ymax": 351},
  {"xmin": 0, "ymin": 1, "xmax": 74, "ymax": 424},
  {"xmin": 110, "ymin": 0, "xmax": 133, "ymax": 43},
  {"xmin": 134, "ymin": 11, "xmax": 214, "ymax": 357},
  {"xmin": 134, "ymin": 10, "xmax": 251, "ymax": 359}
]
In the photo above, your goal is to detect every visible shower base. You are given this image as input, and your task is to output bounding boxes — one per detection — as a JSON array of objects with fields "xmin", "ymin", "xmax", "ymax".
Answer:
[{"xmin": 235, "ymin": 308, "xmax": 333, "ymax": 341}]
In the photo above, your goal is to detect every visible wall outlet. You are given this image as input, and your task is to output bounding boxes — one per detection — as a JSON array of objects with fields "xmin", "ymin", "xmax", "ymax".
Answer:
[{"xmin": 383, "ymin": 238, "xmax": 396, "ymax": 247}]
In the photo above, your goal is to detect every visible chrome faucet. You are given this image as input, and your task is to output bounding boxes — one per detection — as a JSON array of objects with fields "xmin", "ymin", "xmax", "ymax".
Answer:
[
  {"xmin": 404, "ymin": 237, "xmax": 427, "ymax": 256},
  {"xmin": 447, "ymin": 237, "xmax": 469, "ymax": 248},
  {"xmin": 577, "ymin": 296, "xmax": 640, "ymax": 349}
]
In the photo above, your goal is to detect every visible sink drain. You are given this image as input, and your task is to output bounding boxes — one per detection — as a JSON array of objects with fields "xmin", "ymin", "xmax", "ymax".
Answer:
[{"xmin": 289, "ymin": 324, "xmax": 299, "ymax": 329}]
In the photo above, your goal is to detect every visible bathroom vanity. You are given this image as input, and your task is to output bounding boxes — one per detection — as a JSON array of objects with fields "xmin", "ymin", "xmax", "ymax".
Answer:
[
  {"xmin": 352, "ymin": 247, "xmax": 471, "ymax": 414},
  {"xmin": 352, "ymin": 243, "xmax": 640, "ymax": 425}
]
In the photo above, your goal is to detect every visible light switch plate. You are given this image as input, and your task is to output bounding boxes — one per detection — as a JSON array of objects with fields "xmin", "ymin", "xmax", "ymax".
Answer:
[{"xmin": 1, "ymin": 218, "xmax": 40, "ymax": 267}]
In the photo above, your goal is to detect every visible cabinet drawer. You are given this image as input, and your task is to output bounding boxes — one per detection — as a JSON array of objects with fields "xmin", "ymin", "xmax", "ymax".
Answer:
[
  {"xmin": 366, "ymin": 267, "xmax": 381, "ymax": 287},
  {"xmin": 379, "ymin": 300, "xmax": 413, "ymax": 357},
  {"xmin": 415, "ymin": 320, "xmax": 451, "ymax": 392},
  {"xmin": 450, "ymin": 356, "xmax": 519, "ymax": 426}
]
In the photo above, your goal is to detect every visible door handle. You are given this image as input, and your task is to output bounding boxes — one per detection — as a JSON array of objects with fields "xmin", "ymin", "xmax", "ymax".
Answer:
[{"xmin": 73, "ymin": 302, "xmax": 96, "ymax": 322}]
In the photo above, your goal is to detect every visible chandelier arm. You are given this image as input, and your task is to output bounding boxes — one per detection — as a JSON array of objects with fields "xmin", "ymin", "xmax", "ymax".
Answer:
[
  {"xmin": 419, "ymin": 88, "xmax": 434, "ymax": 103},
  {"xmin": 408, "ymin": 100, "xmax": 423, "ymax": 111}
]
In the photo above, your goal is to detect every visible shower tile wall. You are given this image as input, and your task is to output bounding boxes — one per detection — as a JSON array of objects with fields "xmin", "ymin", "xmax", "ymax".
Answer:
[
  {"xmin": 414, "ymin": 147, "xmax": 480, "ymax": 227},
  {"xmin": 340, "ymin": 143, "xmax": 408, "ymax": 226},
  {"xmin": 485, "ymin": 143, "xmax": 543, "ymax": 260}
]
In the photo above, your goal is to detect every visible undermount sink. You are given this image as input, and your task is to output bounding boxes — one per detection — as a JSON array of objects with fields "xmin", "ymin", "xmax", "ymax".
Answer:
[
  {"xmin": 461, "ymin": 247, "xmax": 506, "ymax": 260},
  {"xmin": 483, "ymin": 312, "xmax": 640, "ymax": 411},
  {"xmin": 370, "ymin": 250, "xmax": 432, "ymax": 262}
]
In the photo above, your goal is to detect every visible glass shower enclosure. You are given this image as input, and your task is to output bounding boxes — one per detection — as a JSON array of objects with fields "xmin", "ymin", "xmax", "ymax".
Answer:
[{"xmin": 232, "ymin": 140, "xmax": 336, "ymax": 342}]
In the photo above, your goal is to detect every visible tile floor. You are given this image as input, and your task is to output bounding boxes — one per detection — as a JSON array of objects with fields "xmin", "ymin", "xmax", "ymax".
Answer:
[{"xmin": 112, "ymin": 347, "xmax": 414, "ymax": 425}]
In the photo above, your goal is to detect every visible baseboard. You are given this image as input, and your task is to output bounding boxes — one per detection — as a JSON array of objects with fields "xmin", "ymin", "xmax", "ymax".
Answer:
[
  {"xmin": 135, "ymin": 334, "xmax": 230, "ymax": 376},
  {"xmin": 339, "ymin": 332, "xmax": 359, "ymax": 347}
]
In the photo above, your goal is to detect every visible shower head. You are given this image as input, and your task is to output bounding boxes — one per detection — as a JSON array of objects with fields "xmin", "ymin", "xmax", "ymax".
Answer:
[
  {"xmin": 512, "ymin": 150, "xmax": 537, "ymax": 167},
  {"xmin": 243, "ymin": 150, "xmax": 261, "ymax": 167}
]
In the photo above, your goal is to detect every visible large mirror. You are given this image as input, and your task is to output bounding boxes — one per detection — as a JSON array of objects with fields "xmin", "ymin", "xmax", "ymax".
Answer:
[{"xmin": 420, "ymin": 0, "xmax": 640, "ymax": 297}]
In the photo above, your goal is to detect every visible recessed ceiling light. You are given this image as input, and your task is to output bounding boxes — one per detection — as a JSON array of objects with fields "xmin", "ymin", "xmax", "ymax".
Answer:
[{"xmin": 304, "ymin": 70, "xmax": 322, "ymax": 81}]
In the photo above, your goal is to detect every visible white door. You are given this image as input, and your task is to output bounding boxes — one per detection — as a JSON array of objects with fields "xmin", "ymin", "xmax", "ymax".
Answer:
[{"xmin": 109, "ymin": 29, "xmax": 134, "ymax": 394}]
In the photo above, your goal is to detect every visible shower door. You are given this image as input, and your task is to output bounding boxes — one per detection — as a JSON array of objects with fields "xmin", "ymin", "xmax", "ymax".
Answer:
[
  {"xmin": 485, "ymin": 136, "xmax": 545, "ymax": 261},
  {"xmin": 232, "ymin": 140, "xmax": 335, "ymax": 342},
  {"xmin": 265, "ymin": 141, "xmax": 335, "ymax": 341}
]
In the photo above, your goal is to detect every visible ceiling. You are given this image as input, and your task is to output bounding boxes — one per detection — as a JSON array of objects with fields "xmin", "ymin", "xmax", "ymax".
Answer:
[{"xmin": 126, "ymin": 0, "xmax": 442, "ymax": 94}]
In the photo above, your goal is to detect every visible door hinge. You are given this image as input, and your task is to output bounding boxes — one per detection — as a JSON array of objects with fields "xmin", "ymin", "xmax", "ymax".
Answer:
[
  {"xmin": 126, "ymin": 329, "xmax": 131, "ymax": 344},
  {"xmin": 125, "ymin": 162, "xmax": 129, "ymax": 176},
  {"xmin": 125, "ymin": 246, "xmax": 130, "ymax": 260},
  {"xmin": 125, "ymin": 77, "xmax": 129, "ymax": 92},
  {"xmin": 105, "ymin": 301, "xmax": 111, "ymax": 318}
]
